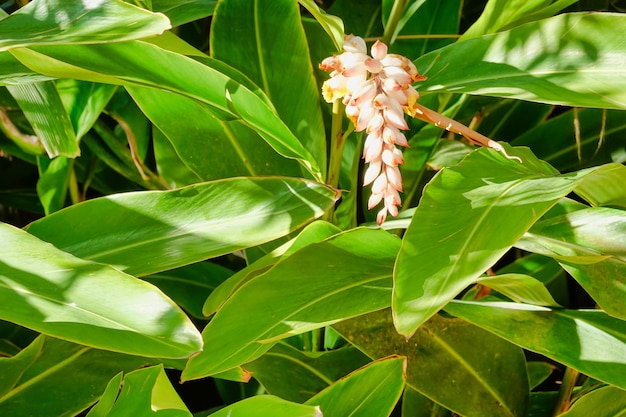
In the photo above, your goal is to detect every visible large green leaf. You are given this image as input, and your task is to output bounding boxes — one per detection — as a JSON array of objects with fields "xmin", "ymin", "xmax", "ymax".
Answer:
[
  {"xmin": 0, "ymin": 336, "xmax": 148, "ymax": 417},
  {"xmin": 211, "ymin": 0, "xmax": 327, "ymax": 176},
  {"xmin": 150, "ymin": 0, "xmax": 217, "ymax": 26},
  {"xmin": 335, "ymin": 310, "xmax": 529, "ymax": 417},
  {"xmin": 10, "ymin": 42, "xmax": 322, "ymax": 179},
  {"xmin": 305, "ymin": 356, "xmax": 406, "ymax": 417},
  {"xmin": 560, "ymin": 385, "xmax": 626, "ymax": 417},
  {"xmin": 415, "ymin": 13, "xmax": 626, "ymax": 109},
  {"xmin": 393, "ymin": 144, "xmax": 618, "ymax": 337},
  {"xmin": 0, "ymin": 222, "xmax": 202, "ymax": 358},
  {"xmin": 128, "ymin": 86, "xmax": 301, "ymax": 182},
  {"xmin": 182, "ymin": 228, "xmax": 399, "ymax": 381},
  {"xmin": 445, "ymin": 301, "xmax": 626, "ymax": 389},
  {"xmin": 0, "ymin": 0, "xmax": 171, "ymax": 51},
  {"xmin": 208, "ymin": 396, "xmax": 321, "ymax": 417},
  {"xmin": 26, "ymin": 177, "xmax": 337, "ymax": 276},
  {"xmin": 516, "ymin": 207, "xmax": 626, "ymax": 320},
  {"xmin": 462, "ymin": 0, "xmax": 578, "ymax": 38},
  {"xmin": 86, "ymin": 365, "xmax": 191, "ymax": 417},
  {"xmin": 245, "ymin": 343, "xmax": 370, "ymax": 403},
  {"xmin": 36, "ymin": 155, "xmax": 71, "ymax": 214}
]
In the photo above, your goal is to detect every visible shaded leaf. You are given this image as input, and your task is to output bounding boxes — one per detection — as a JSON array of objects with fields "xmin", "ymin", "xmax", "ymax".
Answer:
[
  {"xmin": 560, "ymin": 385, "xmax": 626, "ymax": 417},
  {"xmin": 527, "ymin": 362, "xmax": 553, "ymax": 390},
  {"xmin": 306, "ymin": 356, "xmax": 406, "ymax": 417},
  {"xmin": 36, "ymin": 155, "xmax": 71, "ymax": 214},
  {"xmin": 27, "ymin": 177, "xmax": 337, "ymax": 276},
  {"xmin": 0, "ymin": 336, "xmax": 148, "ymax": 417},
  {"xmin": 445, "ymin": 300, "xmax": 626, "ymax": 389},
  {"xmin": 246, "ymin": 343, "xmax": 370, "ymax": 403},
  {"xmin": 335, "ymin": 309, "xmax": 529, "ymax": 417},
  {"xmin": 0, "ymin": 222, "xmax": 202, "ymax": 358},
  {"xmin": 150, "ymin": 0, "xmax": 217, "ymax": 26}
]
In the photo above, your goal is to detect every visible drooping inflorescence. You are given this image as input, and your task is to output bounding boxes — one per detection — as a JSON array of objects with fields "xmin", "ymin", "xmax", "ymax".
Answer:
[{"xmin": 320, "ymin": 35, "xmax": 426, "ymax": 225}]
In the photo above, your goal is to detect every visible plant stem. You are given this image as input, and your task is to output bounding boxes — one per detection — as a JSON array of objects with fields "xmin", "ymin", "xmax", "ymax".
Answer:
[
  {"xmin": 553, "ymin": 367, "xmax": 579, "ymax": 415},
  {"xmin": 67, "ymin": 160, "xmax": 81, "ymax": 205},
  {"xmin": 324, "ymin": 100, "xmax": 346, "ymax": 223},
  {"xmin": 382, "ymin": 0, "xmax": 408, "ymax": 45}
]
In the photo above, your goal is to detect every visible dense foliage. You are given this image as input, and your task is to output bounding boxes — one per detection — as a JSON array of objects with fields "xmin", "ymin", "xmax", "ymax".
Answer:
[{"xmin": 1, "ymin": 0, "xmax": 625, "ymax": 416}]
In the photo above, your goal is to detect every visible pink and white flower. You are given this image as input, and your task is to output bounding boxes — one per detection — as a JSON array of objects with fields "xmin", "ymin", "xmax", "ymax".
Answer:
[{"xmin": 320, "ymin": 35, "xmax": 426, "ymax": 225}]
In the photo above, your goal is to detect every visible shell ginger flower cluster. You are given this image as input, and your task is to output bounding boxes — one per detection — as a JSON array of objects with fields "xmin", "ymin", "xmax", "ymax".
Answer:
[{"xmin": 320, "ymin": 35, "xmax": 426, "ymax": 225}]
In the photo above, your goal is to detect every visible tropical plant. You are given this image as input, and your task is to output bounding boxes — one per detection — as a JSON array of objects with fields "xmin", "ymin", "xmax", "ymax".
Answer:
[{"xmin": 0, "ymin": 0, "xmax": 625, "ymax": 416}]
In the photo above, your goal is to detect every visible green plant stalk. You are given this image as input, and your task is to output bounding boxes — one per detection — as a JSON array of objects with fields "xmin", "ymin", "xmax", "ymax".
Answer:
[
  {"xmin": 67, "ymin": 160, "xmax": 81, "ymax": 205},
  {"xmin": 382, "ymin": 0, "xmax": 408, "ymax": 45},
  {"xmin": 324, "ymin": 100, "xmax": 346, "ymax": 222},
  {"xmin": 553, "ymin": 367, "xmax": 579, "ymax": 415}
]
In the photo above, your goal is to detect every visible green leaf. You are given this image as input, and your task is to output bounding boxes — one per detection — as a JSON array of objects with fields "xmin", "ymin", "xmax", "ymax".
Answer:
[
  {"xmin": 517, "ymin": 207, "xmax": 626, "ymax": 320},
  {"xmin": 26, "ymin": 177, "xmax": 337, "ymax": 276},
  {"xmin": 207, "ymin": 395, "xmax": 321, "ymax": 417},
  {"xmin": 6, "ymin": 81, "xmax": 79, "ymax": 157},
  {"xmin": 211, "ymin": 0, "xmax": 327, "ymax": 176},
  {"xmin": 203, "ymin": 220, "xmax": 341, "ymax": 316},
  {"xmin": 462, "ymin": 0, "xmax": 578, "ymax": 39},
  {"xmin": 334, "ymin": 310, "xmax": 529, "ymax": 417},
  {"xmin": 416, "ymin": 13, "xmax": 626, "ymax": 109},
  {"xmin": 527, "ymin": 362, "xmax": 553, "ymax": 390},
  {"xmin": 477, "ymin": 274, "xmax": 560, "ymax": 307},
  {"xmin": 183, "ymin": 228, "xmax": 399, "ymax": 380},
  {"xmin": 246, "ymin": 343, "xmax": 370, "ymax": 403},
  {"xmin": 11, "ymin": 42, "xmax": 322, "ymax": 179},
  {"xmin": 445, "ymin": 300, "xmax": 626, "ymax": 389},
  {"xmin": 574, "ymin": 163, "xmax": 626, "ymax": 208},
  {"xmin": 0, "ymin": 222, "xmax": 202, "ymax": 358},
  {"xmin": 56, "ymin": 79, "xmax": 117, "ymax": 141},
  {"xmin": 393, "ymin": 144, "xmax": 618, "ymax": 338},
  {"xmin": 128, "ymin": 86, "xmax": 301, "ymax": 182},
  {"xmin": 0, "ymin": 336, "xmax": 148, "ymax": 417},
  {"xmin": 87, "ymin": 365, "xmax": 191, "ymax": 417},
  {"xmin": 401, "ymin": 386, "xmax": 453, "ymax": 417},
  {"xmin": 84, "ymin": 373, "xmax": 123, "ymax": 417},
  {"xmin": 150, "ymin": 0, "xmax": 217, "ymax": 27},
  {"xmin": 36, "ymin": 155, "xmax": 71, "ymax": 214},
  {"xmin": 0, "ymin": 0, "xmax": 171, "ymax": 51},
  {"xmin": 299, "ymin": 0, "xmax": 344, "ymax": 52},
  {"xmin": 560, "ymin": 385, "xmax": 626, "ymax": 417},
  {"xmin": 0, "ymin": 50, "xmax": 51, "ymax": 85},
  {"xmin": 305, "ymin": 356, "xmax": 406, "ymax": 417}
]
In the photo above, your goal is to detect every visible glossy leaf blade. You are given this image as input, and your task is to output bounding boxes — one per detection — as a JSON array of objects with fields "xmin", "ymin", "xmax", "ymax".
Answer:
[
  {"xmin": 183, "ymin": 228, "xmax": 399, "ymax": 380},
  {"xmin": 151, "ymin": 0, "xmax": 217, "ymax": 26},
  {"xmin": 416, "ymin": 13, "xmax": 626, "ymax": 109},
  {"xmin": 26, "ymin": 177, "xmax": 337, "ymax": 276},
  {"xmin": 393, "ymin": 145, "xmax": 616, "ymax": 338},
  {"xmin": 211, "ymin": 0, "xmax": 327, "ymax": 175},
  {"xmin": 445, "ymin": 301, "xmax": 626, "ymax": 389},
  {"xmin": 208, "ymin": 396, "xmax": 321, "ymax": 417},
  {"xmin": 0, "ymin": 0, "xmax": 171, "ymax": 51},
  {"xmin": 6, "ymin": 81, "xmax": 78, "ymax": 157},
  {"xmin": 87, "ymin": 365, "xmax": 191, "ymax": 417},
  {"xmin": 0, "ymin": 336, "xmax": 148, "ymax": 417},
  {"xmin": 11, "ymin": 42, "xmax": 322, "ymax": 179},
  {"xmin": 560, "ymin": 386, "xmax": 626, "ymax": 417},
  {"xmin": 335, "ymin": 310, "xmax": 529, "ymax": 417},
  {"xmin": 517, "ymin": 207, "xmax": 626, "ymax": 320},
  {"xmin": 306, "ymin": 356, "xmax": 406, "ymax": 417},
  {"xmin": 0, "ymin": 222, "xmax": 202, "ymax": 358},
  {"xmin": 299, "ymin": 0, "xmax": 344, "ymax": 51}
]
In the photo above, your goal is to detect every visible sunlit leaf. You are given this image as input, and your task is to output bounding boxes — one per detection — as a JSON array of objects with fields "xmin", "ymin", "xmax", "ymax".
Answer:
[
  {"xmin": 0, "ymin": 222, "xmax": 202, "ymax": 358},
  {"xmin": 306, "ymin": 356, "xmax": 406, "ymax": 417},
  {"xmin": 0, "ymin": 0, "xmax": 171, "ymax": 51},
  {"xmin": 207, "ymin": 396, "xmax": 321, "ymax": 417},
  {"xmin": 183, "ymin": 228, "xmax": 398, "ymax": 380},
  {"xmin": 560, "ymin": 385, "xmax": 626, "ymax": 417},
  {"xmin": 150, "ymin": 0, "xmax": 217, "ymax": 26},
  {"xmin": 477, "ymin": 273, "xmax": 560, "ymax": 307},
  {"xmin": 26, "ymin": 177, "xmax": 337, "ymax": 276},
  {"xmin": 299, "ymin": 0, "xmax": 344, "ymax": 52},
  {"xmin": 416, "ymin": 13, "xmax": 626, "ymax": 109},
  {"xmin": 393, "ymin": 144, "xmax": 619, "ymax": 338}
]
